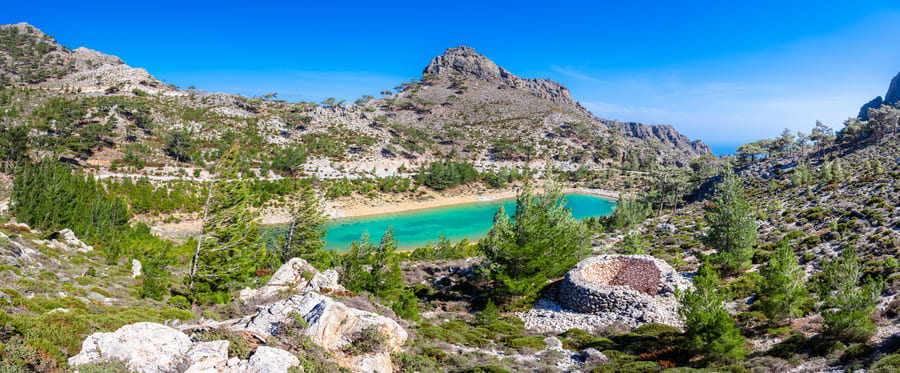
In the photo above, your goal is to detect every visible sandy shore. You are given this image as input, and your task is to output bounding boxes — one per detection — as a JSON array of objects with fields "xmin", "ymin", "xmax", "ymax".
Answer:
[
  {"xmin": 323, "ymin": 184, "xmax": 619, "ymax": 220},
  {"xmin": 149, "ymin": 184, "xmax": 620, "ymax": 241}
]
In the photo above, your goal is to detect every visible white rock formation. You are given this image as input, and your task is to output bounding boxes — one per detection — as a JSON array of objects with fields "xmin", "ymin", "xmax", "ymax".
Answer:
[
  {"xmin": 131, "ymin": 259, "xmax": 142, "ymax": 278},
  {"xmin": 248, "ymin": 346, "xmax": 300, "ymax": 373},
  {"xmin": 232, "ymin": 292, "xmax": 406, "ymax": 373},
  {"xmin": 68, "ymin": 322, "xmax": 194, "ymax": 373},
  {"xmin": 239, "ymin": 258, "xmax": 345, "ymax": 301},
  {"xmin": 184, "ymin": 340, "xmax": 230, "ymax": 373},
  {"xmin": 59, "ymin": 228, "xmax": 93, "ymax": 252}
]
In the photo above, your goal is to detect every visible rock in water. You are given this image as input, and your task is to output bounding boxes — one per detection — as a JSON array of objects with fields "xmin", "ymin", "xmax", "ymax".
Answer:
[{"xmin": 68, "ymin": 322, "xmax": 193, "ymax": 373}]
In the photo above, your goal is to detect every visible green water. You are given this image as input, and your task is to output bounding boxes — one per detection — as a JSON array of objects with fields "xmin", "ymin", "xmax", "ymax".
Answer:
[{"xmin": 293, "ymin": 193, "xmax": 616, "ymax": 251}]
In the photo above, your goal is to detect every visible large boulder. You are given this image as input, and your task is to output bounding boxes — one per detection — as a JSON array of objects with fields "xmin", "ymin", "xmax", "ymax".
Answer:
[
  {"xmin": 239, "ymin": 258, "xmax": 345, "ymax": 301},
  {"xmin": 68, "ymin": 322, "xmax": 194, "ymax": 373},
  {"xmin": 248, "ymin": 346, "xmax": 300, "ymax": 373},
  {"xmin": 183, "ymin": 340, "xmax": 230, "ymax": 373},
  {"xmin": 232, "ymin": 292, "xmax": 406, "ymax": 373}
]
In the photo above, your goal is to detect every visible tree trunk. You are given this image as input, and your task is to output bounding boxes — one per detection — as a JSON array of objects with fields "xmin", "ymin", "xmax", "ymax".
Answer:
[
  {"xmin": 188, "ymin": 183, "xmax": 214, "ymax": 294},
  {"xmin": 657, "ymin": 172, "xmax": 669, "ymax": 217}
]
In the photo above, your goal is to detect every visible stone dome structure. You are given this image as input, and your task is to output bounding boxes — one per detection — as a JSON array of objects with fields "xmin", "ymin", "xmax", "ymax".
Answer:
[{"xmin": 556, "ymin": 255, "xmax": 691, "ymax": 327}]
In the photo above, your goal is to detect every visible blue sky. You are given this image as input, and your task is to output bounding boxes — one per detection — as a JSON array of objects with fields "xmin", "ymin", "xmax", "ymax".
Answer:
[{"xmin": 5, "ymin": 1, "xmax": 900, "ymax": 154}]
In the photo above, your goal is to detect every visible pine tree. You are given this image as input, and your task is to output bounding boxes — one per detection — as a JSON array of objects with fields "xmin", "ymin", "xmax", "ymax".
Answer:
[
  {"xmin": 370, "ymin": 227, "xmax": 404, "ymax": 299},
  {"xmin": 280, "ymin": 187, "xmax": 326, "ymax": 263},
  {"xmin": 705, "ymin": 171, "xmax": 757, "ymax": 273},
  {"xmin": 341, "ymin": 232, "xmax": 375, "ymax": 293},
  {"xmin": 678, "ymin": 262, "xmax": 747, "ymax": 362},
  {"xmin": 481, "ymin": 184, "xmax": 589, "ymax": 299},
  {"xmin": 820, "ymin": 248, "xmax": 883, "ymax": 342},
  {"xmin": 188, "ymin": 146, "xmax": 266, "ymax": 303},
  {"xmin": 757, "ymin": 242, "xmax": 807, "ymax": 320}
]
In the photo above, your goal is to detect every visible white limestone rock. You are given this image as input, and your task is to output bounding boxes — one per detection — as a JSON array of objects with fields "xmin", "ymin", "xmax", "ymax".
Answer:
[
  {"xmin": 248, "ymin": 346, "xmax": 300, "ymax": 373},
  {"xmin": 184, "ymin": 340, "xmax": 230, "ymax": 373},
  {"xmin": 67, "ymin": 322, "xmax": 193, "ymax": 373},
  {"xmin": 239, "ymin": 258, "xmax": 345, "ymax": 302},
  {"xmin": 131, "ymin": 259, "xmax": 142, "ymax": 278},
  {"xmin": 232, "ymin": 292, "xmax": 406, "ymax": 373}
]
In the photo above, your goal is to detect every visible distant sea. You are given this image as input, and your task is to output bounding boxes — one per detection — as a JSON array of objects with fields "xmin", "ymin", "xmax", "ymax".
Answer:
[{"xmin": 706, "ymin": 142, "xmax": 742, "ymax": 156}]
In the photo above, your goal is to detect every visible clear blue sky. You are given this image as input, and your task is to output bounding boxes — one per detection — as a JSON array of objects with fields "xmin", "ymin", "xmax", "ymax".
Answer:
[{"xmin": 6, "ymin": 1, "xmax": 900, "ymax": 154}]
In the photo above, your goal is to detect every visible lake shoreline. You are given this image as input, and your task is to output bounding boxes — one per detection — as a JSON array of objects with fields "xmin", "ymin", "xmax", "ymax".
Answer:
[{"xmin": 322, "ymin": 185, "xmax": 619, "ymax": 221}]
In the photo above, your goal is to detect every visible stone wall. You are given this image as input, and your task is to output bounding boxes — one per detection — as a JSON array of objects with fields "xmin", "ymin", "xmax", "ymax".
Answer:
[{"xmin": 556, "ymin": 255, "xmax": 691, "ymax": 327}]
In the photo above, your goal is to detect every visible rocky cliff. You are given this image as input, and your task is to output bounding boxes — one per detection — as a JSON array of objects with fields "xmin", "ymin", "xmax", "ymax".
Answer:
[
  {"xmin": 424, "ymin": 46, "xmax": 586, "ymax": 110},
  {"xmin": 858, "ymin": 71, "xmax": 900, "ymax": 120},
  {"xmin": 0, "ymin": 23, "xmax": 159, "ymax": 90},
  {"xmin": 618, "ymin": 122, "xmax": 712, "ymax": 155}
]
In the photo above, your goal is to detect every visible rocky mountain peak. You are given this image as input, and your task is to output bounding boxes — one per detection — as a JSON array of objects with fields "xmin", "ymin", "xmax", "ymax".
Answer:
[
  {"xmin": 424, "ymin": 46, "xmax": 511, "ymax": 81},
  {"xmin": 858, "ymin": 71, "xmax": 900, "ymax": 120},
  {"xmin": 423, "ymin": 46, "xmax": 582, "ymax": 109},
  {"xmin": 884, "ymin": 72, "xmax": 900, "ymax": 104},
  {"xmin": 7, "ymin": 22, "xmax": 47, "ymax": 37}
]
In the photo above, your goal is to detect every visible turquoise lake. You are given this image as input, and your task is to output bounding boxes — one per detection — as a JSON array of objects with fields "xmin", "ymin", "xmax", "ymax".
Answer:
[{"xmin": 286, "ymin": 193, "xmax": 616, "ymax": 251}]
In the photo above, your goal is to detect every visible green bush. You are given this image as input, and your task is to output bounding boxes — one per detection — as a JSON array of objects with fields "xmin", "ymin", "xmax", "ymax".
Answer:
[
  {"xmin": 727, "ymin": 272, "xmax": 760, "ymax": 299},
  {"xmin": 677, "ymin": 262, "xmax": 747, "ymax": 362},
  {"xmin": 616, "ymin": 361, "xmax": 660, "ymax": 373},
  {"xmin": 167, "ymin": 295, "xmax": 190, "ymax": 309},
  {"xmin": 461, "ymin": 365, "xmax": 512, "ymax": 373},
  {"xmin": 391, "ymin": 351, "xmax": 441, "ymax": 372},
  {"xmin": 76, "ymin": 360, "xmax": 130, "ymax": 373},
  {"xmin": 783, "ymin": 230, "xmax": 805, "ymax": 241},
  {"xmin": 871, "ymin": 354, "xmax": 900, "ymax": 373},
  {"xmin": 503, "ymin": 335, "xmax": 546, "ymax": 351},
  {"xmin": 632, "ymin": 323, "xmax": 680, "ymax": 337},
  {"xmin": 343, "ymin": 326, "xmax": 387, "ymax": 355},
  {"xmin": 819, "ymin": 248, "xmax": 882, "ymax": 343},
  {"xmin": 840, "ymin": 343, "xmax": 873, "ymax": 363},
  {"xmin": 481, "ymin": 185, "xmax": 589, "ymax": 299}
]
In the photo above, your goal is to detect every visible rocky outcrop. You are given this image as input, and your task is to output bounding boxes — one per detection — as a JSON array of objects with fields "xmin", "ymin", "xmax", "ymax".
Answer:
[
  {"xmin": 619, "ymin": 122, "xmax": 711, "ymax": 156},
  {"xmin": 231, "ymin": 292, "xmax": 406, "ymax": 373},
  {"xmin": 68, "ymin": 322, "xmax": 194, "ymax": 373},
  {"xmin": 68, "ymin": 322, "xmax": 301, "ymax": 373},
  {"xmin": 885, "ymin": 72, "xmax": 900, "ymax": 105},
  {"xmin": 423, "ymin": 46, "xmax": 582, "ymax": 108},
  {"xmin": 858, "ymin": 72, "xmax": 900, "ymax": 120},
  {"xmin": 183, "ymin": 340, "xmax": 230, "ymax": 373},
  {"xmin": 33, "ymin": 228, "xmax": 93, "ymax": 253},
  {"xmin": 239, "ymin": 257, "xmax": 346, "ymax": 301},
  {"xmin": 248, "ymin": 346, "xmax": 301, "ymax": 373},
  {"xmin": 858, "ymin": 96, "xmax": 883, "ymax": 121}
]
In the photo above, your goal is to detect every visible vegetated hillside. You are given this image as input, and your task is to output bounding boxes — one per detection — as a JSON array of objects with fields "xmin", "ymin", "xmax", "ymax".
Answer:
[
  {"xmin": 0, "ymin": 23, "xmax": 707, "ymax": 184},
  {"xmin": 15, "ymin": 20, "xmax": 900, "ymax": 373}
]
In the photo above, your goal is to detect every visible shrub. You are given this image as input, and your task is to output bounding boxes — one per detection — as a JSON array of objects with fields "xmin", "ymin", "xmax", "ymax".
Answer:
[
  {"xmin": 76, "ymin": 360, "xmax": 130, "ymax": 373},
  {"xmin": 194, "ymin": 329, "xmax": 252, "ymax": 359},
  {"xmin": 392, "ymin": 351, "xmax": 441, "ymax": 372},
  {"xmin": 461, "ymin": 365, "xmax": 513, "ymax": 373},
  {"xmin": 757, "ymin": 243, "xmax": 807, "ymax": 320},
  {"xmin": 677, "ymin": 262, "xmax": 747, "ymax": 362},
  {"xmin": 705, "ymin": 172, "xmax": 757, "ymax": 273},
  {"xmin": 481, "ymin": 185, "xmax": 589, "ymax": 299},
  {"xmin": 871, "ymin": 354, "xmax": 900, "ymax": 373},
  {"xmin": 840, "ymin": 343, "xmax": 873, "ymax": 363},
  {"xmin": 343, "ymin": 326, "xmax": 387, "ymax": 355},
  {"xmin": 819, "ymin": 248, "xmax": 882, "ymax": 343},
  {"xmin": 474, "ymin": 299, "xmax": 500, "ymax": 326},
  {"xmin": 503, "ymin": 335, "xmax": 546, "ymax": 351}
]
